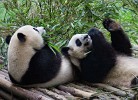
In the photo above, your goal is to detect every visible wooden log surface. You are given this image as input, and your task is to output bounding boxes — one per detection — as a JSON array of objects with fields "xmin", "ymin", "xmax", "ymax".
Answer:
[
  {"xmin": 0, "ymin": 68, "xmax": 137, "ymax": 100},
  {"xmin": 0, "ymin": 89, "xmax": 18, "ymax": 100},
  {"xmin": 51, "ymin": 88, "xmax": 78, "ymax": 100},
  {"xmin": 0, "ymin": 74, "xmax": 49, "ymax": 100},
  {"xmin": 38, "ymin": 88, "xmax": 67, "ymax": 100},
  {"xmin": 90, "ymin": 83, "xmax": 134, "ymax": 98}
]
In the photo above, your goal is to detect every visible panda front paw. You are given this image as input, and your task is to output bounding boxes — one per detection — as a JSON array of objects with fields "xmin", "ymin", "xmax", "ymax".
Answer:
[
  {"xmin": 103, "ymin": 18, "xmax": 121, "ymax": 32},
  {"xmin": 88, "ymin": 28, "xmax": 103, "ymax": 38}
]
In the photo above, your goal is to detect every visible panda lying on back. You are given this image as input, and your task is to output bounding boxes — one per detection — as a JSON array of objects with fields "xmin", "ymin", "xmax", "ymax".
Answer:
[
  {"xmin": 62, "ymin": 18, "xmax": 138, "ymax": 87},
  {"xmin": 6, "ymin": 25, "xmax": 78, "ymax": 87}
]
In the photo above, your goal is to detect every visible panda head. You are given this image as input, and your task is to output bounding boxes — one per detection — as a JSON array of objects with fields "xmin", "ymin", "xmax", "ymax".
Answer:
[
  {"xmin": 62, "ymin": 34, "xmax": 92, "ymax": 59},
  {"xmin": 9, "ymin": 25, "xmax": 46, "ymax": 50}
]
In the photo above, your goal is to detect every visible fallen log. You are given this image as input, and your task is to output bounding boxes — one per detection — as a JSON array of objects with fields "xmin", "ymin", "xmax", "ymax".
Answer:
[{"xmin": 0, "ymin": 75, "xmax": 49, "ymax": 100}]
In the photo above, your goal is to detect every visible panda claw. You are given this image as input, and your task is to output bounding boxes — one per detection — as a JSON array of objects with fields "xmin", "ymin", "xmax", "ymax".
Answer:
[{"xmin": 103, "ymin": 18, "xmax": 121, "ymax": 32}]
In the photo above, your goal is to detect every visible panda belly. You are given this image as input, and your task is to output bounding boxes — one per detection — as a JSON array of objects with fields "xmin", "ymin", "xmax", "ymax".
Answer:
[
  {"xmin": 103, "ymin": 55, "xmax": 138, "ymax": 87},
  {"xmin": 24, "ymin": 56, "xmax": 74, "ymax": 87}
]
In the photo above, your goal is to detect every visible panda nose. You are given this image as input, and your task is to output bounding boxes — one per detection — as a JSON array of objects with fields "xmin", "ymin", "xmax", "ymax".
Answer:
[{"xmin": 83, "ymin": 35, "xmax": 89, "ymax": 40}]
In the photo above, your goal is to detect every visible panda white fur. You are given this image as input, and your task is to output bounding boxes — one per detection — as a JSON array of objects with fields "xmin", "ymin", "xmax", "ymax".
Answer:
[
  {"xmin": 61, "ymin": 18, "xmax": 138, "ymax": 88},
  {"xmin": 6, "ymin": 25, "xmax": 78, "ymax": 87}
]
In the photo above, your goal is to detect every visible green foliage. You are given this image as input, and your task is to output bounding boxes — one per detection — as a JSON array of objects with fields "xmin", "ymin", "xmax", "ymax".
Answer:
[
  {"xmin": 0, "ymin": 37, "xmax": 8, "ymax": 68},
  {"xmin": 0, "ymin": 0, "xmax": 137, "ymax": 43},
  {"xmin": 0, "ymin": 0, "xmax": 138, "ymax": 68}
]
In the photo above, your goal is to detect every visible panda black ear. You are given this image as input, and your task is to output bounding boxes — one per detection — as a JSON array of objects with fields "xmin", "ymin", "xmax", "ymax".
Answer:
[
  {"xmin": 5, "ymin": 35, "xmax": 12, "ymax": 44},
  {"xmin": 17, "ymin": 33, "xmax": 26, "ymax": 42},
  {"xmin": 61, "ymin": 47, "xmax": 70, "ymax": 56}
]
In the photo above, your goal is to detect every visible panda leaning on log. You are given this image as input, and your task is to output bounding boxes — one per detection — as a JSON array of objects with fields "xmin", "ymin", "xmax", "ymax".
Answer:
[
  {"xmin": 6, "ymin": 25, "xmax": 79, "ymax": 87},
  {"xmin": 61, "ymin": 18, "xmax": 138, "ymax": 88}
]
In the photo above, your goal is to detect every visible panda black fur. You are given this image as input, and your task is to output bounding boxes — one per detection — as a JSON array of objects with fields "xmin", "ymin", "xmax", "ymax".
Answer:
[
  {"xmin": 62, "ymin": 19, "xmax": 138, "ymax": 87},
  {"xmin": 6, "ymin": 25, "xmax": 78, "ymax": 87}
]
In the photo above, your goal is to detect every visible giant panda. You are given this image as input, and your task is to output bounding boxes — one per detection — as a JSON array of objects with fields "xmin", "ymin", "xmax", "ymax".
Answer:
[
  {"xmin": 6, "ymin": 25, "xmax": 79, "ymax": 87},
  {"xmin": 61, "ymin": 18, "xmax": 138, "ymax": 88}
]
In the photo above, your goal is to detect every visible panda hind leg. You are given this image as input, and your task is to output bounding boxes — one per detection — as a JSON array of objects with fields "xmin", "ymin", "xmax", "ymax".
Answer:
[
  {"xmin": 103, "ymin": 18, "xmax": 132, "ymax": 56},
  {"xmin": 131, "ymin": 76, "xmax": 138, "ymax": 87}
]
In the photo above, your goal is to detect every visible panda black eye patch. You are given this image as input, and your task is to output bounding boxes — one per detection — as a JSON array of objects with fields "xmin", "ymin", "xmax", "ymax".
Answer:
[
  {"xmin": 33, "ymin": 28, "xmax": 39, "ymax": 32},
  {"xmin": 76, "ymin": 39, "xmax": 82, "ymax": 46}
]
